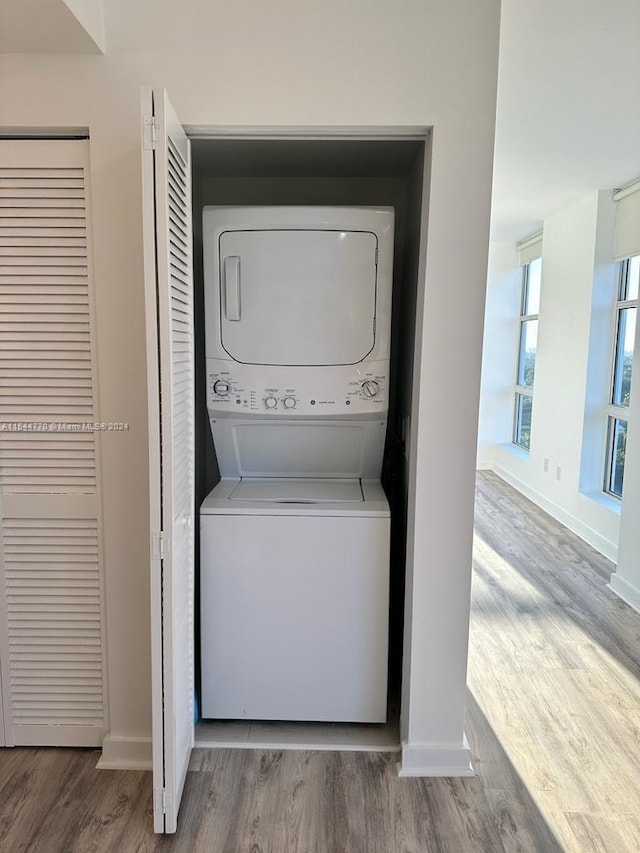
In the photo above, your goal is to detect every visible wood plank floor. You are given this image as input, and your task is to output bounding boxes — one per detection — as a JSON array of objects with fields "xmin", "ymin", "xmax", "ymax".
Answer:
[
  {"xmin": 1, "ymin": 471, "xmax": 639, "ymax": 851},
  {"xmin": 470, "ymin": 472, "xmax": 640, "ymax": 852}
]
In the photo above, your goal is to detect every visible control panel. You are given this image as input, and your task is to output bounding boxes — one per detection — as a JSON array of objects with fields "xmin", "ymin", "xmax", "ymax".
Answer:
[{"xmin": 206, "ymin": 358, "xmax": 389, "ymax": 416}]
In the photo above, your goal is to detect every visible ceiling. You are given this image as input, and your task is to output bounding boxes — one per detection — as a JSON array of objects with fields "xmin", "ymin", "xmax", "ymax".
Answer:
[{"xmin": 491, "ymin": 0, "xmax": 640, "ymax": 242}]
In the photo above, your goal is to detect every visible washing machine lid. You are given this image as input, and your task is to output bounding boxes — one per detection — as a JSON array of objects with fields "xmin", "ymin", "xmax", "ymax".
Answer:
[
  {"xmin": 228, "ymin": 478, "xmax": 364, "ymax": 503},
  {"xmin": 219, "ymin": 229, "xmax": 378, "ymax": 366}
]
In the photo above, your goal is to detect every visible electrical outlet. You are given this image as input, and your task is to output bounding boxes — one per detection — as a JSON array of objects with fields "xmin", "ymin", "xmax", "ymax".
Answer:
[
  {"xmin": 556, "ymin": 466, "xmax": 562, "ymax": 481},
  {"xmin": 544, "ymin": 458, "xmax": 550, "ymax": 473}
]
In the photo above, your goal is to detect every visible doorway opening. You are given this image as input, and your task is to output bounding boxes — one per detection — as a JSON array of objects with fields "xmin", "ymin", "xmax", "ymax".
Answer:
[{"xmin": 188, "ymin": 133, "xmax": 431, "ymax": 750}]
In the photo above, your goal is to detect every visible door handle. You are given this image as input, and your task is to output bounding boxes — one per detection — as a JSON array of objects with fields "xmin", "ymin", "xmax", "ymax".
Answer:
[{"xmin": 223, "ymin": 256, "xmax": 241, "ymax": 321}]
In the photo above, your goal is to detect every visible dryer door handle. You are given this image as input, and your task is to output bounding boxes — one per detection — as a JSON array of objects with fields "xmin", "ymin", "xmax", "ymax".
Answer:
[{"xmin": 223, "ymin": 256, "xmax": 241, "ymax": 321}]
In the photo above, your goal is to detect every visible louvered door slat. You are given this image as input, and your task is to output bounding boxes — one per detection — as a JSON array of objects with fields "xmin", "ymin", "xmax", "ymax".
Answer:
[
  {"xmin": 0, "ymin": 221, "xmax": 86, "ymax": 231},
  {"xmin": 0, "ymin": 446, "xmax": 91, "ymax": 459},
  {"xmin": 0, "ymin": 179, "xmax": 85, "ymax": 189},
  {"xmin": 0, "ymin": 229, "xmax": 87, "ymax": 240},
  {"xmin": 169, "ymin": 224, "xmax": 188, "ymax": 253},
  {"xmin": 1, "ymin": 279, "xmax": 87, "ymax": 288},
  {"xmin": 0, "ymin": 139, "xmax": 106, "ymax": 749},
  {"xmin": 0, "ymin": 364, "xmax": 91, "ymax": 375},
  {"xmin": 170, "ymin": 291, "xmax": 189, "ymax": 309},
  {"xmin": 1, "ymin": 288, "xmax": 89, "ymax": 299},
  {"xmin": 170, "ymin": 240, "xmax": 189, "ymax": 262},
  {"xmin": 2, "ymin": 257, "xmax": 87, "ymax": 269},
  {"xmin": 1, "ymin": 384, "xmax": 92, "ymax": 394},
  {"xmin": 0, "ymin": 246, "xmax": 87, "ymax": 256},
  {"xmin": 0, "ymin": 199, "xmax": 86, "ymax": 211},
  {"xmin": 0, "ymin": 188, "xmax": 85, "ymax": 199},
  {"xmin": 0, "ymin": 167, "xmax": 83, "ymax": 178},
  {"xmin": 0, "ymin": 396, "xmax": 92, "ymax": 406}
]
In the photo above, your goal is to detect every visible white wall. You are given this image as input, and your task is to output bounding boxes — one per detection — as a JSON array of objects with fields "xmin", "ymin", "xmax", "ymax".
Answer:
[
  {"xmin": 0, "ymin": 0, "xmax": 500, "ymax": 773},
  {"xmin": 481, "ymin": 192, "xmax": 621, "ymax": 561},
  {"xmin": 0, "ymin": 0, "xmax": 104, "ymax": 53},
  {"xmin": 477, "ymin": 241, "xmax": 520, "ymax": 466}
]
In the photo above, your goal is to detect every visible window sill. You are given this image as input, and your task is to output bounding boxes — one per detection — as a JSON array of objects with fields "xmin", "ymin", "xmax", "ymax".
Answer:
[
  {"xmin": 581, "ymin": 489, "xmax": 622, "ymax": 517},
  {"xmin": 503, "ymin": 442, "xmax": 530, "ymax": 462}
]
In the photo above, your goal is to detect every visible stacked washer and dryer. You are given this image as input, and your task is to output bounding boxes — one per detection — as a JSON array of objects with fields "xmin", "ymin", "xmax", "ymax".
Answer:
[{"xmin": 200, "ymin": 206, "xmax": 394, "ymax": 724}]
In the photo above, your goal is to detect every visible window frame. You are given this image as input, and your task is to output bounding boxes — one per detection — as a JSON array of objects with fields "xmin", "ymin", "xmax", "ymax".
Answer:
[
  {"xmin": 603, "ymin": 257, "xmax": 638, "ymax": 499},
  {"xmin": 513, "ymin": 257, "xmax": 540, "ymax": 451}
]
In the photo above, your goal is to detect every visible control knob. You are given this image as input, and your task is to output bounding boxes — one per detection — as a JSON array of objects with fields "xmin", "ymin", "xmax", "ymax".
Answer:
[
  {"xmin": 213, "ymin": 380, "xmax": 230, "ymax": 396},
  {"xmin": 264, "ymin": 396, "xmax": 278, "ymax": 409},
  {"xmin": 361, "ymin": 380, "xmax": 380, "ymax": 398},
  {"xmin": 283, "ymin": 396, "xmax": 296, "ymax": 409}
]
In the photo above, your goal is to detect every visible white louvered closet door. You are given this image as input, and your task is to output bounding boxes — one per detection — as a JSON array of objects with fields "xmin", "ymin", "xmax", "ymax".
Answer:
[
  {"xmin": 0, "ymin": 140, "xmax": 107, "ymax": 747},
  {"xmin": 142, "ymin": 90, "xmax": 195, "ymax": 834}
]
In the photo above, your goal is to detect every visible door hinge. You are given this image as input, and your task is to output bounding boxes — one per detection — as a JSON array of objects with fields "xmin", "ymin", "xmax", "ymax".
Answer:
[
  {"xmin": 143, "ymin": 115, "xmax": 157, "ymax": 151},
  {"xmin": 154, "ymin": 787, "xmax": 168, "ymax": 814},
  {"xmin": 152, "ymin": 530, "xmax": 169, "ymax": 560}
]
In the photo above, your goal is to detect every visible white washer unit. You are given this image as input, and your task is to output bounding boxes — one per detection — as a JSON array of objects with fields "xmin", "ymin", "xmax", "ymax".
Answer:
[{"xmin": 200, "ymin": 206, "xmax": 394, "ymax": 723}]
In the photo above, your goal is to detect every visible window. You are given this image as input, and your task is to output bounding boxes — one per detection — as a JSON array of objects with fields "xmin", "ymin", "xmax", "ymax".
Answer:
[
  {"xmin": 604, "ymin": 256, "xmax": 639, "ymax": 498},
  {"xmin": 513, "ymin": 256, "xmax": 541, "ymax": 450}
]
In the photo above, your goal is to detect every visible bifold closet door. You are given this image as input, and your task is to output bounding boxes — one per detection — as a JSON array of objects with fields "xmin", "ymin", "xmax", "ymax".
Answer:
[
  {"xmin": 141, "ymin": 88, "xmax": 195, "ymax": 835},
  {"xmin": 0, "ymin": 139, "xmax": 107, "ymax": 747}
]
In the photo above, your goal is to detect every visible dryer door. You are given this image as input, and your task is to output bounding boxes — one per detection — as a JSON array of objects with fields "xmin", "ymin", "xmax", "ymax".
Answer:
[{"xmin": 219, "ymin": 229, "xmax": 378, "ymax": 365}]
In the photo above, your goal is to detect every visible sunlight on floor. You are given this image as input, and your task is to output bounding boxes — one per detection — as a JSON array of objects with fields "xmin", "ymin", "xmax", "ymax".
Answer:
[{"xmin": 469, "ymin": 506, "xmax": 640, "ymax": 853}]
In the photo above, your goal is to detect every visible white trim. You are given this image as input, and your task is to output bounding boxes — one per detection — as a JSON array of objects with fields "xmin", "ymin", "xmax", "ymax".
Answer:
[
  {"xmin": 512, "ymin": 259, "xmax": 538, "ymax": 448},
  {"xmin": 184, "ymin": 124, "xmax": 431, "ymax": 140},
  {"xmin": 398, "ymin": 736, "xmax": 474, "ymax": 777},
  {"xmin": 613, "ymin": 179, "xmax": 640, "ymax": 202},
  {"xmin": 97, "ymin": 734, "xmax": 153, "ymax": 770},
  {"xmin": 603, "ymin": 259, "xmax": 637, "ymax": 495},
  {"xmin": 0, "ymin": 127, "xmax": 90, "ymax": 139},
  {"xmin": 81, "ymin": 138, "xmax": 111, "ymax": 742},
  {"xmin": 399, "ymin": 139, "xmax": 432, "ymax": 748},
  {"xmin": 516, "ymin": 231, "xmax": 543, "ymax": 252},
  {"xmin": 187, "ymin": 120, "xmax": 431, "ymax": 777},
  {"xmin": 608, "ymin": 573, "xmax": 640, "ymax": 615},
  {"xmin": 614, "ymin": 187, "xmax": 640, "ymax": 260},
  {"xmin": 492, "ymin": 462, "xmax": 618, "ymax": 562},
  {"xmin": 517, "ymin": 238, "xmax": 543, "ymax": 267},
  {"xmin": 603, "ymin": 411, "xmax": 628, "ymax": 498}
]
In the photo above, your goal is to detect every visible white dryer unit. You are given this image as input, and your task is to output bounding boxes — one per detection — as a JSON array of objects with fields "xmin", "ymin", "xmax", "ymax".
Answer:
[{"xmin": 200, "ymin": 206, "xmax": 394, "ymax": 723}]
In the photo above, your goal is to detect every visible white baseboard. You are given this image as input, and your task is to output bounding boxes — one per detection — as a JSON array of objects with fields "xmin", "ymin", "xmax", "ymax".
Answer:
[
  {"xmin": 398, "ymin": 736, "xmax": 474, "ymax": 777},
  {"xmin": 96, "ymin": 733, "xmax": 152, "ymax": 770},
  {"xmin": 608, "ymin": 574, "xmax": 640, "ymax": 615},
  {"xmin": 491, "ymin": 463, "xmax": 618, "ymax": 562},
  {"xmin": 475, "ymin": 459, "xmax": 493, "ymax": 471}
]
